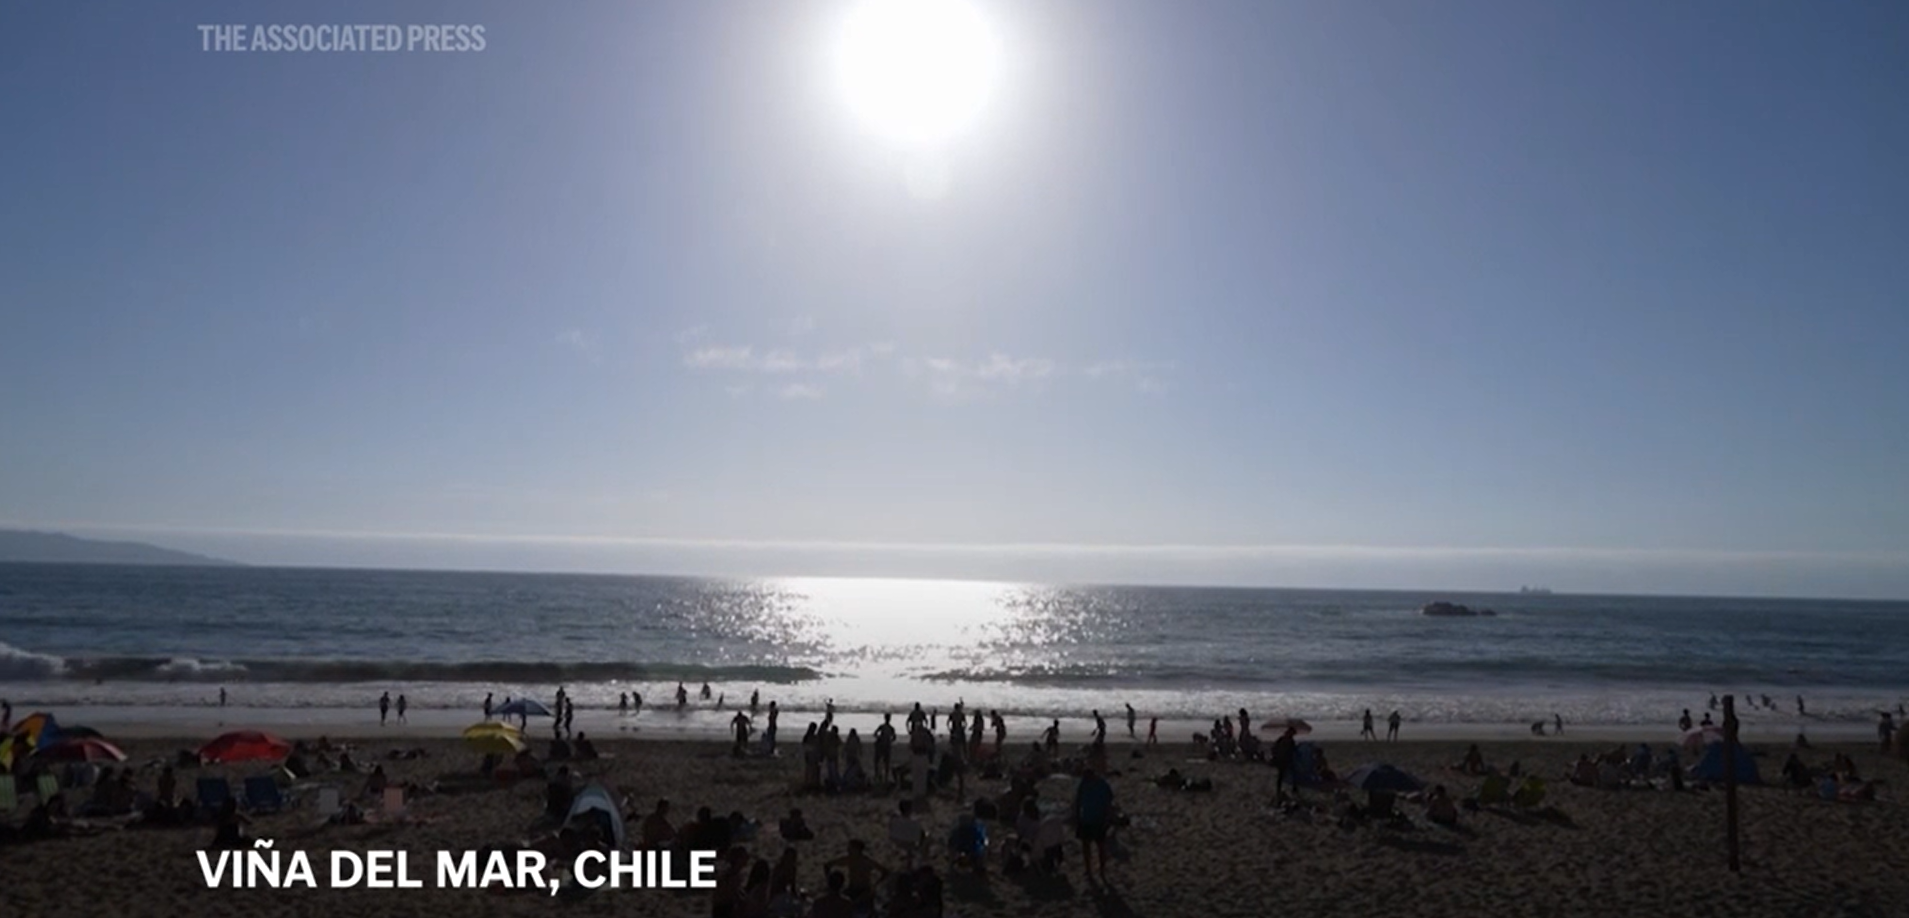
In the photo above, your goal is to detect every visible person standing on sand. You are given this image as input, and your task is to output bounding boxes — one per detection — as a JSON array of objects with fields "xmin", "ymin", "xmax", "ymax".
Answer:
[
  {"xmin": 1553, "ymin": 713, "xmax": 1563, "ymax": 735},
  {"xmin": 873, "ymin": 713, "xmax": 896, "ymax": 781},
  {"xmin": 219, "ymin": 687, "xmax": 227, "ymax": 707},
  {"xmin": 1092, "ymin": 710, "xmax": 1107, "ymax": 745},
  {"xmin": 1042, "ymin": 719, "xmax": 1061, "ymax": 756},
  {"xmin": 1072, "ymin": 766, "xmax": 1115, "ymax": 886},
  {"xmin": 1270, "ymin": 726, "xmax": 1300, "ymax": 799},
  {"xmin": 676, "ymin": 683, "xmax": 688, "ymax": 708},
  {"xmin": 1796, "ymin": 695, "xmax": 1806, "ymax": 716},
  {"xmin": 378, "ymin": 692, "xmax": 391, "ymax": 726},
  {"xmin": 618, "ymin": 692, "xmax": 628, "ymax": 716},
  {"xmin": 750, "ymin": 689, "xmax": 760, "ymax": 713},
  {"xmin": 1361, "ymin": 709, "xmax": 1377, "ymax": 740},
  {"xmin": 484, "ymin": 692, "xmax": 494, "ymax": 720},
  {"xmin": 765, "ymin": 701, "xmax": 780, "ymax": 754},
  {"xmin": 1146, "ymin": 717, "xmax": 1158, "ymax": 747},
  {"xmin": 396, "ymin": 694, "xmax": 407, "ymax": 723},
  {"xmin": 1386, "ymin": 710, "xmax": 1401, "ymax": 741},
  {"xmin": 908, "ymin": 721, "xmax": 935, "ymax": 803},
  {"xmin": 731, "ymin": 710, "xmax": 752, "ymax": 757},
  {"xmin": 1708, "ymin": 693, "xmax": 1718, "ymax": 711},
  {"xmin": 991, "ymin": 710, "xmax": 1007, "ymax": 752},
  {"xmin": 1878, "ymin": 712, "xmax": 1895, "ymax": 753},
  {"xmin": 1126, "ymin": 704, "xmax": 1137, "ymax": 739}
]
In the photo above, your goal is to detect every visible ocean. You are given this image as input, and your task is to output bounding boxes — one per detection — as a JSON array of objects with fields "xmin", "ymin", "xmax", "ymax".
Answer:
[{"xmin": 1, "ymin": 564, "xmax": 1903, "ymax": 736}]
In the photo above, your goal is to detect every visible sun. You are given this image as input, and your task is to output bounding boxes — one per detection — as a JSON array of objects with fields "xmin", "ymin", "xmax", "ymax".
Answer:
[{"xmin": 832, "ymin": 0, "xmax": 1003, "ymax": 148}]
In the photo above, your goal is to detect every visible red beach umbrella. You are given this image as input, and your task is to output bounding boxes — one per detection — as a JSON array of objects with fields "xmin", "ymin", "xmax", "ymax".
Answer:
[
  {"xmin": 199, "ymin": 730, "xmax": 292, "ymax": 764},
  {"xmin": 33, "ymin": 737, "xmax": 128, "ymax": 763}
]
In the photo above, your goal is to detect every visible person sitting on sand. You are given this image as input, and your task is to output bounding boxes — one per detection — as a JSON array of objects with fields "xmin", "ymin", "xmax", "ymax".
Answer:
[
  {"xmin": 210, "ymin": 797, "xmax": 250, "ymax": 848},
  {"xmin": 574, "ymin": 732, "xmax": 599, "ymax": 760},
  {"xmin": 1424, "ymin": 785, "xmax": 1458, "ymax": 826},
  {"xmin": 809, "ymin": 871, "xmax": 854, "ymax": 918},
  {"xmin": 548, "ymin": 736, "xmax": 572, "ymax": 761},
  {"xmin": 771, "ymin": 846, "xmax": 800, "ymax": 900},
  {"xmin": 1568, "ymin": 755, "xmax": 1598, "ymax": 787},
  {"xmin": 1457, "ymin": 744, "xmax": 1487, "ymax": 776},
  {"xmin": 779, "ymin": 807, "xmax": 815, "ymax": 841},
  {"xmin": 822, "ymin": 839, "xmax": 889, "ymax": 907},
  {"xmin": 632, "ymin": 799, "xmax": 674, "ymax": 848},
  {"xmin": 363, "ymin": 764, "xmax": 389, "ymax": 799},
  {"xmin": 1781, "ymin": 753, "xmax": 1812, "ymax": 788}
]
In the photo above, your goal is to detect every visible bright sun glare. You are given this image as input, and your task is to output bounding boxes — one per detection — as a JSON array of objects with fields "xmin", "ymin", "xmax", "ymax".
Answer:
[{"xmin": 833, "ymin": 0, "xmax": 1003, "ymax": 148}]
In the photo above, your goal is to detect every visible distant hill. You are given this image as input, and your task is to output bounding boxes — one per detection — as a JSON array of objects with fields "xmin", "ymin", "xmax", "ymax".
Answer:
[{"xmin": 0, "ymin": 530, "xmax": 239, "ymax": 566}]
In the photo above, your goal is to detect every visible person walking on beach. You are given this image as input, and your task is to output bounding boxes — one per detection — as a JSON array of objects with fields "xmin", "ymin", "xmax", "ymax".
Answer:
[
  {"xmin": 750, "ymin": 689, "xmax": 760, "ymax": 713},
  {"xmin": 1146, "ymin": 717, "xmax": 1158, "ymax": 747},
  {"xmin": 1126, "ymin": 704, "xmax": 1137, "ymax": 739},
  {"xmin": 1361, "ymin": 709, "xmax": 1377, "ymax": 741},
  {"xmin": 619, "ymin": 692, "xmax": 628, "ymax": 716},
  {"xmin": 1553, "ymin": 713, "xmax": 1563, "ymax": 735},
  {"xmin": 1073, "ymin": 766, "xmax": 1115, "ymax": 886},
  {"xmin": 731, "ymin": 709, "xmax": 752, "ymax": 757},
  {"xmin": 632, "ymin": 691, "xmax": 643, "ymax": 713},
  {"xmin": 991, "ymin": 710, "xmax": 1007, "ymax": 753},
  {"xmin": 484, "ymin": 692, "xmax": 494, "ymax": 720},
  {"xmin": 555, "ymin": 686, "xmax": 567, "ymax": 718},
  {"xmin": 219, "ymin": 687, "xmax": 227, "ymax": 708},
  {"xmin": 564, "ymin": 698, "xmax": 576, "ymax": 736},
  {"xmin": 969, "ymin": 710, "xmax": 984, "ymax": 758},
  {"xmin": 1796, "ymin": 695, "xmax": 1807, "ymax": 716},
  {"xmin": 396, "ymin": 694, "xmax": 408, "ymax": 723},
  {"xmin": 1092, "ymin": 710, "xmax": 1108, "ymax": 746},
  {"xmin": 1386, "ymin": 710, "xmax": 1401, "ymax": 741},
  {"xmin": 1042, "ymin": 719, "xmax": 1060, "ymax": 756},
  {"xmin": 378, "ymin": 691, "xmax": 391, "ymax": 726},
  {"xmin": 1678, "ymin": 709, "xmax": 1693, "ymax": 731},
  {"xmin": 766, "ymin": 701, "xmax": 780, "ymax": 754}
]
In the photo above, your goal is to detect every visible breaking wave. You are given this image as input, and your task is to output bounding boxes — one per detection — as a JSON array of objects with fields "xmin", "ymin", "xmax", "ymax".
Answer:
[{"xmin": 0, "ymin": 648, "xmax": 820, "ymax": 686}]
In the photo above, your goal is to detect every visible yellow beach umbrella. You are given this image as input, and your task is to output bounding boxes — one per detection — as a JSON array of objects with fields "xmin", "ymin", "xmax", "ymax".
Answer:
[{"xmin": 463, "ymin": 721, "xmax": 525, "ymax": 755}]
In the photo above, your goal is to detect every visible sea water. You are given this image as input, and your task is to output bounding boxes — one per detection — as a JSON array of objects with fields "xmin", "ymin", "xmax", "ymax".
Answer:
[{"xmin": 1, "ymin": 564, "xmax": 1903, "ymax": 734}]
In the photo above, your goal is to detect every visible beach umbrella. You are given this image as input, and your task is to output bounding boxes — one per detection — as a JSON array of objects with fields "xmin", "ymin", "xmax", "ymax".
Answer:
[
  {"xmin": 0, "ymin": 735, "xmax": 20, "ymax": 769},
  {"xmin": 1681, "ymin": 726, "xmax": 1724, "ymax": 753},
  {"xmin": 494, "ymin": 698, "xmax": 553, "ymax": 718},
  {"xmin": 9, "ymin": 712, "xmax": 58, "ymax": 749},
  {"xmin": 464, "ymin": 723, "xmax": 526, "ymax": 755},
  {"xmin": 199, "ymin": 730, "xmax": 292, "ymax": 764},
  {"xmin": 33, "ymin": 737, "xmax": 127, "ymax": 763},
  {"xmin": 1344, "ymin": 763, "xmax": 1425, "ymax": 793},
  {"xmin": 57, "ymin": 725, "xmax": 105, "ymax": 741},
  {"xmin": 1275, "ymin": 718, "xmax": 1313, "ymax": 735}
]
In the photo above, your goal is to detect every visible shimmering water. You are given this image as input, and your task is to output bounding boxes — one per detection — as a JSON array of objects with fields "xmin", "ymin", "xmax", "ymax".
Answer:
[{"xmin": 2, "ymin": 564, "xmax": 1904, "ymax": 727}]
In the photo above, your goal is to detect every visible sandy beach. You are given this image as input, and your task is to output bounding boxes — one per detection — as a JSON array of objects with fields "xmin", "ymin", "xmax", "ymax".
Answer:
[{"xmin": 5, "ymin": 727, "xmax": 1906, "ymax": 918}]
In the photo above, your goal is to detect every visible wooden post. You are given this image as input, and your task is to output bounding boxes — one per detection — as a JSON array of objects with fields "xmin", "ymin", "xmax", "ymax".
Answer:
[{"xmin": 1723, "ymin": 694, "xmax": 1740, "ymax": 873}]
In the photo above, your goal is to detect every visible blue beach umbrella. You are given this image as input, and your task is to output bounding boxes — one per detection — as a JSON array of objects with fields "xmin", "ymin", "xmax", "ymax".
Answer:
[{"xmin": 494, "ymin": 698, "xmax": 553, "ymax": 718}]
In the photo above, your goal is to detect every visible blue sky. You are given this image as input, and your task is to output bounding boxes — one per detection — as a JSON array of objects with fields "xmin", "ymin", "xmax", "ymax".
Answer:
[{"xmin": 3, "ymin": 1, "xmax": 1906, "ymax": 597}]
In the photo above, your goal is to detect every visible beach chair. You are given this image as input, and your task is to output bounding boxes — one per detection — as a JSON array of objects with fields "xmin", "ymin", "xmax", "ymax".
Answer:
[
  {"xmin": 197, "ymin": 776, "xmax": 232, "ymax": 815},
  {"xmin": 37, "ymin": 773, "xmax": 60, "ymax": 803},
  {"xmin": 306, "ymin": 786, "xmax": 342, "ymax": 828},
  {"xmin": 244, "ymin": 776, "xmax": 286, "ymax": 813},
  {"xmin": 0, "ymin": 774, "xmax": 16, "ymax": 812}
]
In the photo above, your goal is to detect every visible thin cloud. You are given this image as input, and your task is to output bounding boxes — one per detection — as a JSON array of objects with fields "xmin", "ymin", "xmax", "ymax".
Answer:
[
  {"xmin": 554, "ymin": 328, "xmax": 600, "ymax": 362},
  {"xmin": 775, "ymin": 383, "xmax": 825, "ymax": 401},
  {"xmin": 684, "ymin": 346, "xmax": 756, "ymax": 370}
]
